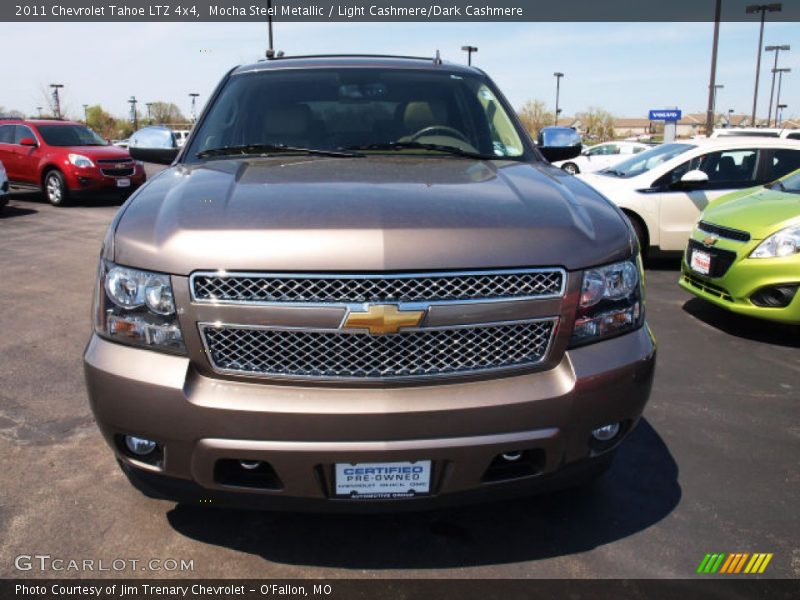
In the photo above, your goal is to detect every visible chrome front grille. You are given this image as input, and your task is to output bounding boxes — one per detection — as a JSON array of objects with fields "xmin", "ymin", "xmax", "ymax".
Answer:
[
  {"xmin": 191, "ymin": 269, "xmax": 565, "ymax": 304},
  {"xmin": 200, "ymin": 319, "xmax": 557, "ymax": 381}
]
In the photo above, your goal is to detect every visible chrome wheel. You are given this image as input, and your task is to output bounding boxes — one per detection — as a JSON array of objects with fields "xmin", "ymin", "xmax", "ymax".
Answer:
[{"xmin": 45, "ymin": 172, "xmax": 67, "ymax": 206}]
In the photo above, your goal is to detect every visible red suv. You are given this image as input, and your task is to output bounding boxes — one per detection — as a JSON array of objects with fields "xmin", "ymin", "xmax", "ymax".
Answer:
[{"xmin": 0, "ymin": 119, "xmax": 146, "ymax": 206}]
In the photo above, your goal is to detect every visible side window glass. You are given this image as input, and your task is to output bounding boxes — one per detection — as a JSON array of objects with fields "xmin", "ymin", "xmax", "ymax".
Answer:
[
  {"xmin": 13, "ymin": 126, "xmax": 35, "ymax": 144},
  {"xmin": 0, "ymin": 125, "xmax": 14, "ymax": 144},
  {"xmin": 770, "ymin": 149, "xmax": 800, "ymax": 180},
  {"xmin": 652, "ymin": 157, "xmax": 700, "ymax": 189},
  {"xmin": 699, "ymin": 149, "xmax": 758, "ymax": 184},
  {"xmin": 587, "ymin": 144, "xmax": 606, "ymax": 156}
]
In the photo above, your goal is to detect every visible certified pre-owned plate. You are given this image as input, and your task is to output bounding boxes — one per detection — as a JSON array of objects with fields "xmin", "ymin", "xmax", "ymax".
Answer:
[
  {"xmin": 690, "ymin": 249, "xmax": 712, "ymax": 275},
  {"xmin": 335, "ymin": 461, "xmax": 432, "ymax": 499},
  {"xmin": 116, "ymin": 178, "xmax": 131, "ymax": 188}
]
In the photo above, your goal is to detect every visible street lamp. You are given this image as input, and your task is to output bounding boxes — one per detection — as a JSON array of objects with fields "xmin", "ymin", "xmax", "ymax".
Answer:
[
  {"xmin": 772, "ymin": 67, "xmax": 790, "ymax": 126},
  {"xmin": 49, "ymin": 84, "xmax": 64, "ymax": 119},
  {"xmin": 727, "ymin": 108, "xmax": 735, "ymax": 128},
  {"xmin": 36, "ymin": 106, "xmax": 43, "ymax": 118},
  {"xmin": 461, "ymin": 45, "xmax": 478, "ymax": 66},
  {"xmin": 82, "ymin": 104, "xmax": 89, "ymax": 123},
  {"xmin": 746, "ymin": 3, "xmax": 782, "ymax": 124},
  {"xmin": 776, "ymin": 104, "xmax": 787, "ymax": 127},
  {"xmin": 189, "ymin": 93, "xmax": 200, "ymax": 122},
  {"xmin": 765, "ymin": 44, "xmax": 790, "ymax": 126},
  {"xmin": 553, "ymin": 72, "xmax": 564, "ymax": 126},
  {"xmin": 145, "ymin": 102, "xmax": 153, "ymax": 123},
  {"xmin": 128, "ymin": 96, "xmax": 138, "ymax": 131}
]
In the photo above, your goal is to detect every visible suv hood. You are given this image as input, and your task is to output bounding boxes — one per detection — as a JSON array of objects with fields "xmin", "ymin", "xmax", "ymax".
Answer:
[
  {"xmin": 703, "ymin": 186, "xmax": 800, "ymax": 238},
  {"xmin": 112, "ymin": 156, "xmax": 633, "ymax": 274}
]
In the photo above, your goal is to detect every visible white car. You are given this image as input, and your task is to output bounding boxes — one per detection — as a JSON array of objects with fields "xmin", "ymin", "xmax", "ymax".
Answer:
[
  {"xmin": 0, "ymin": 159, "xmax": 9, "ymax": 210},
  {"xmin": 554, "ymin": 141, "xmax": 651, "ymax": 175},
  {"xmin": 576, "ymin": 138, "xmax": 800, "ymax": 252},
  {"xmin": 710, "ymin": 127, "xmax": 800, "ymax": 140}
]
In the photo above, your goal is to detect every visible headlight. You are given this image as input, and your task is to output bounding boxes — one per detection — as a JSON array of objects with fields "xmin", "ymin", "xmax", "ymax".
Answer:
[
  {"xmin": 570, "ymin": 258, "xmax": 644, "ymax": 346},
  {"xmin": 68, "ymin": 153, "xmax": 94, "ymax": 168},
  {"xmin": 94, "ymin": 261, "xmax": 184, "ymax": 353},
  {"xmin": 749, "ymin": 225, "xmax": 800, "ymax": 258}
]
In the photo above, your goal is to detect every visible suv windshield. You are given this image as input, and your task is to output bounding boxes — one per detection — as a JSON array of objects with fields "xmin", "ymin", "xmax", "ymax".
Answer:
[
  {"xmin": 36, "ymin": 124, "xmax": 108, "ymax": 147},
  {"xmin": 186, "ymin": 68, "xmax": 528, "ymax": 161},
  {"xmin": 599, "ymin": 143, "xmax": 694, "ymax": 178}
]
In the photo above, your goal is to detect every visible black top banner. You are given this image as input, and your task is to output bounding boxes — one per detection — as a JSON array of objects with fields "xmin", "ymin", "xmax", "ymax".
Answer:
[{"xmin": 4, "ymin": 0, "xmax": 800, "ymax": 22}]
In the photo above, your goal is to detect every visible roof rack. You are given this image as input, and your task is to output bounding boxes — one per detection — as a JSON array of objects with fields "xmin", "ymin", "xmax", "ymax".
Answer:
[{"xmin": 266, "ymin": 53, "xmax": 437, "ymax": 62}]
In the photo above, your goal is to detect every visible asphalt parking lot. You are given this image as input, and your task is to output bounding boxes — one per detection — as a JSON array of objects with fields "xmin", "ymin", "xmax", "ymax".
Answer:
[{"xmin": 1, "ymin": 174, "xmax": 798, "ymax": 580}]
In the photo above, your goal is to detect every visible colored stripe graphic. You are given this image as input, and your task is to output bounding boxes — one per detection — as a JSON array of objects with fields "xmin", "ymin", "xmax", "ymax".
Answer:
[{"xmin": 699, "ymin": 552, "xmax": 773, "ymax": 575}]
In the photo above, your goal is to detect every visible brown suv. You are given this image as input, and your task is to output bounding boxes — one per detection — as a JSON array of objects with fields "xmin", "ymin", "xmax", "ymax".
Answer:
[{"xmin": 84, "ymin": 55, "xmax": 656, "ymax": 510}]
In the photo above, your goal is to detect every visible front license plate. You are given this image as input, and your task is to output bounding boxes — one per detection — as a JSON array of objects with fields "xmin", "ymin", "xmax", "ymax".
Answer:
[
  {"xmin": 116, "ymin": 178, "xmax": 131, "ymax": 188},
  {"xmin": 690, "ymin": 249, "xmax": 711, "ymax": 275},
  {"xmin": 335, "ymin": 460, "xmax": 432, "ymax": 499}
]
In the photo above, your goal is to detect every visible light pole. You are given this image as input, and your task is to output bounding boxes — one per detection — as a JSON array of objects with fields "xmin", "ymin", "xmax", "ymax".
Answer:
[
  {"xmin": 765, "ymin": 44, "xmax": 790, "ymax": 126},
  {"xmin": 776, "ymin": 104, "xmax": 787, "ymax": 126},
  {"xmin": 145, "ymin": 102, "xmax": 153, "ymax": 123},
  {"xmin": 36, "ymin": 106, "xmax": 43, "ymax": 118},
  {"xmin": 82, "ymin": 104, "xmax": 89, "ymax": 123},
  {"xmin": 49, "ymin": 84, "xmax": 64, "ymax": 119},
  {"xmin": 265, "ymin": 0, "xmax": 274, "ymax": 58},
  {"xmin": 706, "ymin": 0, "xmax": 722, "ymax": 137},
  {"xmin": 189, "ymin": 93, "xmax": 200, "ymax": 123},
  {"xmin": 727, "ymin": 108, "xmax": 735, "ymax": 128},
  {"xmin": 772, "ymin": 68, "xmax": 790, "ymax": 126},
  {"xmin": 553, "ymin": 72, "xmax": 564, "ymax": 126},
  {"xmin": 746, "ymin": 3, "xmax": 782, "ymax": 125},
  {"xmin": 711, "ymin": 84, "xmax": 724, "ymax": 128},
  {"xmin": 461, "ymin": 45, "xmax": 478, "ymax": 66},
  {"xmin": 128, "ymin": 96, "xmax": 138, "ymax": 131}
]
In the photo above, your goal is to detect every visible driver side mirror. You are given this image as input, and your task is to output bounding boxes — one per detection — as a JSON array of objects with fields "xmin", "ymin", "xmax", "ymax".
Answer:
[
  {"xmin": 537, "ymin": 127, "xmax": 582, "ymax": 163},
  {"xmin": 19, "ymin": 137, "xmax": 37, "ymax": 147},
  {"xmin": 678, "ymin": 169, "xmax": 709, "ymax": 188}
]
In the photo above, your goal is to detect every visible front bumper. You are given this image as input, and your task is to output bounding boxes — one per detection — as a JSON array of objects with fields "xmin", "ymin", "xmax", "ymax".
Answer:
[
  {"xmin": 63, "ymin": 166, "xmax": 145, "ymax": 196},
  {"xmin": 679, "ymin": 237, "xmax": 800, "ymax": 324},
  {"xmin": 84, "ymin": 326, "xmax": 656, "ymax": 511}
]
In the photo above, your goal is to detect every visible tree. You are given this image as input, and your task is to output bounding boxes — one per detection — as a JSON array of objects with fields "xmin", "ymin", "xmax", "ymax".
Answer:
[
  {"xmin": 0, "ymin": 106, "xmax": 25, "ymax": 118},
  {"xmin": 517, "ymin": 100, "xmax": 555, "ymax": 140},
  {"xmin": 148, "ymin": 101, "xmax": 187, "ymax": 125},
  {"xmin": 577, "ymin": 107, "xmax": 615, "ymax": 141}
]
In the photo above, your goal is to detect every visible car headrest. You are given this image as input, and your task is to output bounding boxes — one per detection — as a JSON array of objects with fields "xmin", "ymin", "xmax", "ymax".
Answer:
[{"xmin": 403, "ymin": 101, "xmax": 447, "ymax": 132}]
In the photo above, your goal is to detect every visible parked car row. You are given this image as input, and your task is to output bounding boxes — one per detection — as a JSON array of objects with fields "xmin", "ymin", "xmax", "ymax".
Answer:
[
  {"xmin": 553, "ymin": 140, "xmax": 651, "ymax": 174},
  {"xmin": 0, "ymin": 119, "xmax": 146, "ymax": 206}
]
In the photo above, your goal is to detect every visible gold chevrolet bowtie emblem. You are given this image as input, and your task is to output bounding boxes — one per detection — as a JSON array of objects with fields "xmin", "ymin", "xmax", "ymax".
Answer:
[
  {"xmin": 703, "ymin": 235, "xmax": 718, "ymax": 247},
  {"xmin": 343, "ymin": 304, "xmax": 426, "ymax": 335}
]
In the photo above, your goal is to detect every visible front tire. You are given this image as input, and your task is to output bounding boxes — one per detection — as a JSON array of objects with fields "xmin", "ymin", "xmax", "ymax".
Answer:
[
  {"xmin": 626, "ymin": 213, "xmax": 648, "ymax": 256},
  {"xmin": 561, "ymin": 162, "xmax": 579, "ymax": 175},
  {"xmin": 44, "ymin": 170, "xmax": 70, "ymax": 207}
]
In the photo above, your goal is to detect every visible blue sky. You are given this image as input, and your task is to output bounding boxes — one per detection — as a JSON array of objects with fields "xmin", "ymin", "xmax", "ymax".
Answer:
[{"xmin": 1, "ymin": 21, "xmax": 798, "ymax": 122}]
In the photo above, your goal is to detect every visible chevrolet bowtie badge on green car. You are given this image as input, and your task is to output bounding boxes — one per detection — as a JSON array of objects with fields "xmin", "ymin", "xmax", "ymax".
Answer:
[{"xmin": 680, "ymin": 168, "xmax": 800, "ymax": 324}]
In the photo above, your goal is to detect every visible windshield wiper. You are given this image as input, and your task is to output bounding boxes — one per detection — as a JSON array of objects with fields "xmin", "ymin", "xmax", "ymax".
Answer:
[
  {"xmin": 196, "ymin": 143, "xmax": 363, "ymax": 159},
  {"xmin": 341, "ymin": 142, "xmax": 499, "ymax": 160},
  {"xmin": 770, "ymin": 181, "xmax": 787, "ymax": 192}
]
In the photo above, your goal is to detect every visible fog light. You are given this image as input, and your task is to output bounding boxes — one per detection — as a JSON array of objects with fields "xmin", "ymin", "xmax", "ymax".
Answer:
[
  {"xmin": 239, "ymin": 460, "xmax": 262, "ymax": 470},
  {"xmin": 592, "ymin": 423, "xmax": 621, "ymax": 442},
  {"xmin": 124, "ymin": 435, "xmax": 157, "ymax": 456},
  {"xmin": 501, "ymin": 452, "xmax": 522, "ymax": 462}
]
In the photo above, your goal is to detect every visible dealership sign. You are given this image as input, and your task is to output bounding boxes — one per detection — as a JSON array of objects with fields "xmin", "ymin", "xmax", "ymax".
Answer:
[{"xmin": 649, "ymin": 110, "xmax": 682, "ymax": 121}]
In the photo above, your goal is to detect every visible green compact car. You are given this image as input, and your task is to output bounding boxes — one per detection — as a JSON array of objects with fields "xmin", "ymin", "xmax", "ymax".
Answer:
[{"xmin": 679, "ymin": 168, "xmax": 800, "ymax": 324}]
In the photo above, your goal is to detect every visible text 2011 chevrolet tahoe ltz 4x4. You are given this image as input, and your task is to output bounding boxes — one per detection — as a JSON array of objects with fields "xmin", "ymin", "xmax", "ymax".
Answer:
[{"xmin": 84, "ymin": 56, "xmax": 655, "ymax": 510}]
